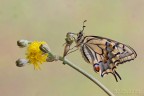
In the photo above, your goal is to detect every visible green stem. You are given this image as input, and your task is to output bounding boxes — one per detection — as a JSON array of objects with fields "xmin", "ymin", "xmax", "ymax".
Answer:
[{"xmin": 59, "ymin": 56, "xmax": 115, "ymax": 96}]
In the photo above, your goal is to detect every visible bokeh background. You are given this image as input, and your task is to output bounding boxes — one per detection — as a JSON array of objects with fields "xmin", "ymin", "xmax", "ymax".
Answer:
[{"xmin": 0, "ymin": 0, "xmax": 143, "ymax": 96}]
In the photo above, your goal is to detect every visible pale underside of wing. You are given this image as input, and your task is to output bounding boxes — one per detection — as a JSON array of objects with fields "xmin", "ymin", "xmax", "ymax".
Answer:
[{"xmin": 80, "ymin": 36, "xmax": 137, "ymax": 81}]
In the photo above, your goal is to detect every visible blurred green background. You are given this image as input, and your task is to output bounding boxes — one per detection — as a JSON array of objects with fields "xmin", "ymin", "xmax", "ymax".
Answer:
[{"xmin": 0, "ymin": 0, "xmax": 143, "ymax": 96}]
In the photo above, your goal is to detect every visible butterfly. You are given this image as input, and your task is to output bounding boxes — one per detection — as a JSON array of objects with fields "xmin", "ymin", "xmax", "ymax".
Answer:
[{"xmin": 63, "ymin": 20, "xmax": 137, "ymax": 82}]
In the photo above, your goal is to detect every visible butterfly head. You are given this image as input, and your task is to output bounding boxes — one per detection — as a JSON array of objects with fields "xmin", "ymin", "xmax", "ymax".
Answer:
[{"xmin": 77, "ymin": 31, "xmax": 84, "ymax": 40}]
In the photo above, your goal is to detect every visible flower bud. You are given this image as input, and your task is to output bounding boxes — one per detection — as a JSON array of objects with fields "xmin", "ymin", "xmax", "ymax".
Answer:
[
  {"xmin": 16, "ymin": 58, "xmax": 28, "ymax": 67},
  {"xmin": 17, "ymin": 40, "xmax": 30, "ymax": 48},
  {"xmin": 39, "ymin": 44, "xmax": 51, "ymax": 53}
]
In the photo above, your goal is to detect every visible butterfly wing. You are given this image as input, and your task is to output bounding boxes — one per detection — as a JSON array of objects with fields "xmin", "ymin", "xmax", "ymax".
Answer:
[{"xmin": 80, "ymin": 36, "xmax": 137, "ymax": 81}]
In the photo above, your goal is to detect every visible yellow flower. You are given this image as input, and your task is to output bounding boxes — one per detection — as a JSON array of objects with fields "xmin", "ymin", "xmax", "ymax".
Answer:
[{"xmin": 26, "ymin": 41, "xmax": 48, "ymax": 70}]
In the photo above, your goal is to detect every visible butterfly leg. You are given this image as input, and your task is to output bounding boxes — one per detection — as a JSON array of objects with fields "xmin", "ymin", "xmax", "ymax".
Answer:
[
  {"xmin": 63, "ymin": 44, "xmax": 71, "ymax": 57},
  {"xmin": 67, "ymin": 48, "xmax": 79, "ymax": 55},
  {"xmin": 63, "ymin": 45, "xmax": 78, "ymax": 57}
]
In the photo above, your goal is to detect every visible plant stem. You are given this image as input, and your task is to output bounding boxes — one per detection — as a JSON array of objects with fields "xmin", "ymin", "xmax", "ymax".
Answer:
[
  {"xmin": 40, "ymin": 44, "xmax": 115, "ymax": 96},
  {"xmin": 59, "ymin": 56, "xmax": 115, "ymax": 96}
]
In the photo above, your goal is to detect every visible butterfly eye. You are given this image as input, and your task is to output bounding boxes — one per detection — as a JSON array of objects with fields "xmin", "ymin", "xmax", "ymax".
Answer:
[{"xmin": 77, "ymin": 31, "xmax": 83, "ymax": 37}]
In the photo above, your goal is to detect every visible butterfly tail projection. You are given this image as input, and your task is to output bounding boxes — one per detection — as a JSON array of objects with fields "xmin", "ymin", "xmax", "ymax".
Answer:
[{"xmin": 114, "ymin": 70, "xmax": 122, "ymax": 80}]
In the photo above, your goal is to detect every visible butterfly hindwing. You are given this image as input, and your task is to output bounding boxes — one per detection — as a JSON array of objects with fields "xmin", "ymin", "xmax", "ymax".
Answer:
[{"xmin": 80, "ymin": 36, "xmax": 137, "ymax": 81}]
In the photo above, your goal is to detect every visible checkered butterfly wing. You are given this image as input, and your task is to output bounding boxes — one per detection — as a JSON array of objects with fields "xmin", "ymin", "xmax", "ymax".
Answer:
[{"xmin": 80, "ymin": 36, "xmax": 137, "ymax": 82}]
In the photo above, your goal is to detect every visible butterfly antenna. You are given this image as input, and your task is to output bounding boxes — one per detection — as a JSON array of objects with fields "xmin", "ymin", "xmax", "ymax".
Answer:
[{"xmin": 81, "ymin": 20, "xmax": 87, "ymax": 32}]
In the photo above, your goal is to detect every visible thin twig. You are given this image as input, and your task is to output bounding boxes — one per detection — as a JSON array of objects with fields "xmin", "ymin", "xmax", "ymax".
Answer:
[{"xmin": 59, "ymin": 56, "xmax": 115, "ymax": 96}]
